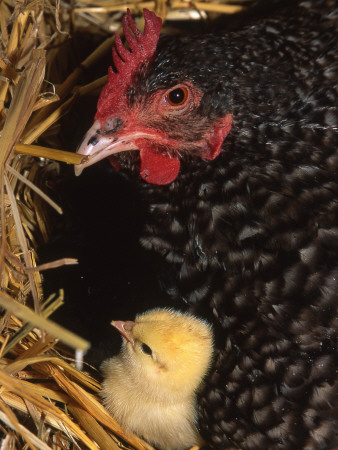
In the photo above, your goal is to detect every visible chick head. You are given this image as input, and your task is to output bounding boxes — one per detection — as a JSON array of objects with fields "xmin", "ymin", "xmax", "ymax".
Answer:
[{"xmin": 112, "ymin": 308, "xmax": 214, "ymax": 399}]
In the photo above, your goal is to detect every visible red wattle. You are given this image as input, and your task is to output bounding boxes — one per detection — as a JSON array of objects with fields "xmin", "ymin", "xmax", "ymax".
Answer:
[{"xmin": 140, "ymin": 147, "xmax": 180, "ymax": 185}]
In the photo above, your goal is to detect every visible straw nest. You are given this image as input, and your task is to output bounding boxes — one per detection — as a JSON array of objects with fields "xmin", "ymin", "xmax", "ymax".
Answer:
[{"xmin": 0, "ymin": 0, "xmax": 252, "ymax": 448}]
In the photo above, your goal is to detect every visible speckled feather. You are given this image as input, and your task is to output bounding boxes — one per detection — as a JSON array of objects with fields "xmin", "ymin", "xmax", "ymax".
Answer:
[{"xmin": 108, "ymin": 1, "xmax": 338, "ymax": 448}]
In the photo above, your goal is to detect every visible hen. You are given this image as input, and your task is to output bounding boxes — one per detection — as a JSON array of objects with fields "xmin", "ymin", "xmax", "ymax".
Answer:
[{"xmin": 75, "ymin": 2, "xmax": 338, "ymax": 449}]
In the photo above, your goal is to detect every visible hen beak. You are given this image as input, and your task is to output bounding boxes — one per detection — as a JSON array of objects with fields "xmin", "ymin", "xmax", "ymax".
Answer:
[
  {"xmin": 111, "ymin": 320, "xmax": 135, "ymax": 345},
  {"xmin": 75, "ymin": 120, "xmax": 138, "ymax": 176}
]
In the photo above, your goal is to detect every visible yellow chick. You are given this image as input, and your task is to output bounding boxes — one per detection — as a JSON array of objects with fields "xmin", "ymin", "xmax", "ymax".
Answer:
[{"xmin": 100, "ymin": 308, "xmax": 214, "ymax": 450}]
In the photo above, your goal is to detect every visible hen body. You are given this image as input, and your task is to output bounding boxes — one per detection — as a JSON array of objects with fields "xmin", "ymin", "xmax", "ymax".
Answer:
[{"xmin": 75, "ymin": 1, "xmax": 338, "ymax": 448}]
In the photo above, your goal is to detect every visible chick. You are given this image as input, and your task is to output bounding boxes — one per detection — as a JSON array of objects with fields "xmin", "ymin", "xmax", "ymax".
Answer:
[{"xmin": 100, "ymin": 308, "xmax": 214, "ymax": 450}]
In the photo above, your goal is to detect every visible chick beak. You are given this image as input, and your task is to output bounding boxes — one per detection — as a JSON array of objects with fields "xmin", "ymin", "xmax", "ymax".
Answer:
[
  {"xmin": 111, "ymin": 320, "xmax": 135, "ymax": 345},
  {"xmin": 75, "ymin": 119, "xmax": 138, "ymax": 176}
]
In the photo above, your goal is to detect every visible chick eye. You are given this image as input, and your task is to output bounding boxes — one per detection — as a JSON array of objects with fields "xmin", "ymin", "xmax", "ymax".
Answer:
[
  {"xmin": 141, "ymin": 343, "xmax": 152, "ymax": 356},
  {"xmin": 167, "ymin": 87, "xmax": 188, "ymax": 106}
]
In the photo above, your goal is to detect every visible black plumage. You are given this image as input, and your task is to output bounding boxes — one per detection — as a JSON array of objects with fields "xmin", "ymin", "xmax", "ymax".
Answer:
[
  {"xmin": 46, "ymin": 1, "xmax": 338, "ymax": 448},
  {"xmin": 144, "ymin": 6, "xmax": 338, "ymax": 447}
]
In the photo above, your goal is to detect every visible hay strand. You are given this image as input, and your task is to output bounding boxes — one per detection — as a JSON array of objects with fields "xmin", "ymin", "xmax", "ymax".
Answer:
[
  {"xmin": 6, "ymin": 163, "xmax": 63, "ymax": 215},
  {"xmin": 0, "ymin": 49, "xmax": 45, "ymax": 167},
  {"xmin": 14, "ymin": 143, "xmax": 85, "ymax": 165},
  {"xmin": 0, "ymin": 292, "xmax": 90, "ymax": 353}
]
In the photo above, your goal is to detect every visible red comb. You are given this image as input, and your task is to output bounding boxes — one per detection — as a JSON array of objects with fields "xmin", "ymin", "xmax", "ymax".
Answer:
[{"xmin": 95, "ymin": 9, "xmax": 162, "ymax": 123}]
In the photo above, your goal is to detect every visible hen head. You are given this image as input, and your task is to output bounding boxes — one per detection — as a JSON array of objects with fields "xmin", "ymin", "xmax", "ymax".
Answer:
[{"xmin": 76, "ymin": 9, "xmax": 232, "ymax": 185}]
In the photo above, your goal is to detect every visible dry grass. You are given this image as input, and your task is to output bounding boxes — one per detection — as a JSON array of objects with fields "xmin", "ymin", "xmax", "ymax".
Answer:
[{"xmin": 0, "ymin": 0, "xmax": 251, "ymax": 447}]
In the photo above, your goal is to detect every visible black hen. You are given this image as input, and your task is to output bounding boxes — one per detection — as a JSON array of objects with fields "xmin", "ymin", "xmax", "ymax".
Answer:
[{"xmin": 72, "ymin": 1, "xmax": 338, "ymax": 448}]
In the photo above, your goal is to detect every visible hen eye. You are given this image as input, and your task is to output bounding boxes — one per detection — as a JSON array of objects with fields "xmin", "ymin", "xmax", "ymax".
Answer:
[
  {"xmin": 167, "ymin": 87, "xmax": 188, "ymax": 106},
  {"xmin": 141, "ymin": 343, "xmax": 153, "ymax": 355}
]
